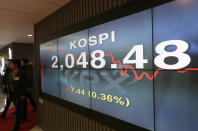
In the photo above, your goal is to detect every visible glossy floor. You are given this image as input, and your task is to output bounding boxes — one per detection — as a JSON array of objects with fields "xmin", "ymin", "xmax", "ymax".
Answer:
[
  {"xmin": 30, "ymin": 126, "xmax": 43, "ymax": 131},
  {"xmin": 0, "ymin": 92, "xmax": 13, "ymax": 112},
  {"xmin": 0, "ymin": 91, "xmax": 43, "ymax": 131}
]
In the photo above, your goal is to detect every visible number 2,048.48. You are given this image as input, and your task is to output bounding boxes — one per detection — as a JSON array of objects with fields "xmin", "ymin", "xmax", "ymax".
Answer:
[{"xmin": 51, "ymin": 40, "xmax": 191, "ymax": 70}]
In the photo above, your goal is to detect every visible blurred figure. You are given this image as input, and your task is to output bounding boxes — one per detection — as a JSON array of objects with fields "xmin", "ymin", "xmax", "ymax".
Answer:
[
  {"xmin": 21, "ymin": 58, "xmax": 36, "ymax": 112},
  {"xmin": 0, "ymin": 59, "xmax": 14, "ymax": 119},
  {"xmin": 2, "ymin": 60, "xmax": 11, "ymax": 94},
  {"xmin": 10, "ymin": 59, "xmax": 27, "ymax": 131}
]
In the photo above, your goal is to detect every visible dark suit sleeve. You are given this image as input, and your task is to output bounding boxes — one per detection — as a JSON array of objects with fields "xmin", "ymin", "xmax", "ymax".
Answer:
[
  {"xmin": 26, "ymin": 66, "xmax": 33, "ymax": 89},
  {"xmin": 2, "ymin": 68, "xmax": 9, "ymax": 85},
  {"xmin": 20, "ymin": 71, "xmax": 28, "ymax": 96}
]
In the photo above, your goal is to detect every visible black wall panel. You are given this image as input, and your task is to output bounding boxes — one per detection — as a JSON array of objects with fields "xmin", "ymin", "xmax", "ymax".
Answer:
[{"xmin": 35, "ymin": 0, "xmax": 130, "ymax": 44}]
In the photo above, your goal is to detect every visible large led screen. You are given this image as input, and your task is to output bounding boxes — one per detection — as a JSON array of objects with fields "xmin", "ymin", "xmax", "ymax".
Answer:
[
  {"xmin": 40, "ymin": 0, "xmax": 198, "ymax": 130},
  {"xmin": 153, "ymin": 0, "xmax": 198, "ymax": 131},
  {"xmin": 40, "ymin": 40, "xmax": 59, "ymax": 97}
]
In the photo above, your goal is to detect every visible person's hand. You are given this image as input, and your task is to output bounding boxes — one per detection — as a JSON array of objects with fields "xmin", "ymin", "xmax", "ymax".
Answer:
[{"xmin": 20, "ymin": 95, "xmax": 25, "ymax": 100}]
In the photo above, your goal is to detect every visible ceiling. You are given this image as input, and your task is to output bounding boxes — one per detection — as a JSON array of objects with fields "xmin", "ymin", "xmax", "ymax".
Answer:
[{"xmin": 0, "ymin": 0, "xmax": 71, "ymax": 49}]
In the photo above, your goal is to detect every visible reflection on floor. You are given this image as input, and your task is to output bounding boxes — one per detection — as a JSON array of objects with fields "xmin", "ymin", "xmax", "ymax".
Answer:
[
  {"xmin": 30, "ymin": 126, "xmax": 43, "ymax": 131},
  {"xmin": 0, "ymin": 91, "xmax": 42, "ymax": 131},
  {"xmin": 0, "ymin": 92, "xmax": 14, "ymax": 112}
]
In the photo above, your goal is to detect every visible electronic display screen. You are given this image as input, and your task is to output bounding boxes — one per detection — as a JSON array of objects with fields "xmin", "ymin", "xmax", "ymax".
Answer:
[
  {"xmin": 154, "ymin": 71, "xmax": 198, "ymax": 131},
  {"xmin": 57, "ymin": 30, "xmax": 89, "ymax": 69},
  {"xmin": 59, "ymin": 69, "xmax": 90, "ymax": 108},
  {"xmin": 88, "ymin": 9, "xmax": 152, "ymax": 70},
  {"xmin": 153, "ymin": 0, "xmax": 198, "ymax": 131},
  {"xmin": 90, "ymin": 69, "xmax": 154, "ymax": 130},
  {"xmin": 40, "ymin": 0, "xmax": 198, "ymax": 130},
  {"xmin": 40, "ymin": 40, "xmax": 59, "ymax": 97}
]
